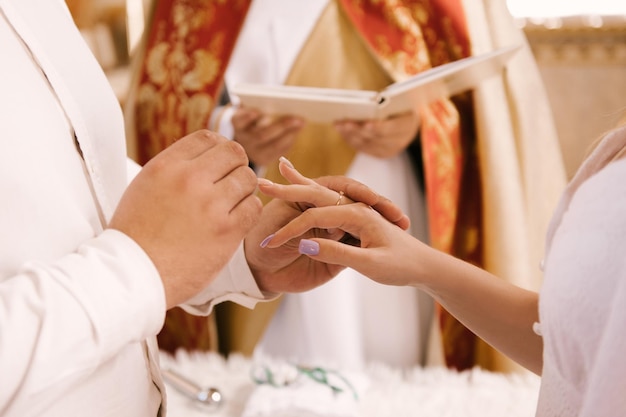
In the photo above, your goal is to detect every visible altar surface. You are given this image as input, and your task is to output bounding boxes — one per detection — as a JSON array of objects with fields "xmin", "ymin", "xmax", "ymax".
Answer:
[{"xmin": 160, "ymin": 351, "xmax": 540, "ymax": 417}]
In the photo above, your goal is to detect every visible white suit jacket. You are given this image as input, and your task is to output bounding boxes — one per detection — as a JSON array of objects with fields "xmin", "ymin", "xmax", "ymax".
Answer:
[{"xmin": 0, "ymin": 0, "xmax": 263, "ymax": 415}]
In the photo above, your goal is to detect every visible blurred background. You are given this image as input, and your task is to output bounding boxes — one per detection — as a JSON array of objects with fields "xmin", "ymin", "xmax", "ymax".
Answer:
[{"xmin": 67, "ymin": 0, "xmax": 625, "ymax": 179}]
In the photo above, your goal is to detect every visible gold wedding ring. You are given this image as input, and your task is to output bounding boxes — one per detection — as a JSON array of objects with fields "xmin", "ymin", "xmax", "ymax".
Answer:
[{"xmin": 335, "ymin": 190, "xmax": 345, "ymax": 206}]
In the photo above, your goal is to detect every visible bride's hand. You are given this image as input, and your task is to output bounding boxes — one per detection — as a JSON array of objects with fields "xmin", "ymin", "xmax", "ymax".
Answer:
[{"xmin": 245, "ymin": 157, "xmax": 410, "ymax": 293}]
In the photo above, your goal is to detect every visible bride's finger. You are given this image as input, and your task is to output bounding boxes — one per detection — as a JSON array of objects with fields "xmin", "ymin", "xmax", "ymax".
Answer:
[
  {"xmin": 257, "ymin": 178, "xmax": 353, "ymax": 208},
  {"xmin": 297, "ymin": 237, "xmax": 366, "ymax": 267},
  {"xmin": 263, "ymin": 203, "xmax": 372, "ymax": 248},
  {"xmin": 315, "ymin": 175, "xmax": 410, "ymax": 230},
  {"xmin": 277, "ymin": 156, "xmax": 316, "ymax": 186},
  {"xmin": 277, "ymin": 156, "xmax": 355, "ymax": 203}
]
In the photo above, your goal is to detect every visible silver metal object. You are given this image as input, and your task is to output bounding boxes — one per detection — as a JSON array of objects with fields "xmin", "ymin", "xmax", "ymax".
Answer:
[{"xmin": 162, "ymin": 368, "xmax": 223, "ymax": 410}]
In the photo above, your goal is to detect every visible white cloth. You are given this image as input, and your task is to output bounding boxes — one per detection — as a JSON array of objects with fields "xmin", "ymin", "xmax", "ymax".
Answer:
[
  {"xmin": 0, "ymin": 1, "xmax": 264, "ymax": 416},
  {"xmin": 160, "ymin": 351, "xmax": 541, "ymax": 417},
  {"xmin": 221, "ymin": 0, "xmax": 433, "ymax": 370},
  {"xmin": 536, "ymin": 125, "xmax": 626, "ymax": 416},
  {"xmin": 242, "ymin": 357, "xmax": 368, "ymax": 417}
]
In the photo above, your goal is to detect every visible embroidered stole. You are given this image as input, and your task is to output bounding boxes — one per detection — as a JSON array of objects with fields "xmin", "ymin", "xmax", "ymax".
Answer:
[
  {"xmin": 133, "ymin": 0, "xmax": 251, "ymax": 165},
  {"xmin": 131, "ymin": 0, "xmax": 251, "ymax": 353},
  {"xmin": 335, "ymin": 0, "xmax": 482, "ymax": 370}
]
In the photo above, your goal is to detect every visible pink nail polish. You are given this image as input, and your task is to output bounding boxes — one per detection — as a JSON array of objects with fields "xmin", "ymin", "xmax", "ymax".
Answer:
[
  {"xmin": 257, "ymin": 178, "xmax": 273, "ymax": 186},
  {"xmin": 299, "ymin": 239, "xmax": 319, "ymax": 255},
  {"xmin": 279, "ymin": 156, "xmax": 294, "ymax": 169},
  {"xmin": 260, "ymin": 234, "xmax": 275, "ymax": 248}
]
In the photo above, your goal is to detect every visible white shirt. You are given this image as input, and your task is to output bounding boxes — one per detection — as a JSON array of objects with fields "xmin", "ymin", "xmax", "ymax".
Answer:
[
  {"xmin": 536, "ymin": 125, "xmax": 626, "ymax": 416},
  {"xmin": 0, "ymin": 1, "xmax": 263, "ymax": 415}
]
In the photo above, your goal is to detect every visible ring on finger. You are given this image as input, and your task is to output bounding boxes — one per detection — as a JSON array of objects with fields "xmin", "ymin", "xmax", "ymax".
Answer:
[{"xmin": 335, "ymin": 190, "xmax": 345, "ymax": 206}]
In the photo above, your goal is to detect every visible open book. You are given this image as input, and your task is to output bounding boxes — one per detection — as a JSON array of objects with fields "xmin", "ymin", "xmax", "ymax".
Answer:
[{"xmin": 230, "ymin": 45, "xmax": 520, "ymax": 123}]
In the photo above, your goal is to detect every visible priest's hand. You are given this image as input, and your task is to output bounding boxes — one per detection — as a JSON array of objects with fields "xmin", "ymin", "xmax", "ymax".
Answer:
[
  {"xmin": 334, "ymin": 111, "xmax": 420, "ymax": 159},
  {"xmin": 232, "ymin": 107, "xmax": 304, "ymax": 167}
]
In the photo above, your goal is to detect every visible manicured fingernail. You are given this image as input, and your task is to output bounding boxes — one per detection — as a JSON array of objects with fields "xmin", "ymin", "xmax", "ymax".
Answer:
[
  {"xmin": 257, "ymin": 178, "xmax": 273, "ymax": 186},
  {"xmin": 299, "ymin": 239, "xmax": 319, "ymax": 255},
  {"xmin": 260, "ymin": 234, "xmax": 275, "ymax": 248},
  {"xmin": 279, "ymin": 156, "xmax": 294, "ymax": 169}
]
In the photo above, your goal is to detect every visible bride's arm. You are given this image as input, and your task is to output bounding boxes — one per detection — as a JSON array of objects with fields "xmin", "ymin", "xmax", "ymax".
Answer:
[{"xmin": 260, "ymin": 170, "xmax": 543, "ymax": 374}]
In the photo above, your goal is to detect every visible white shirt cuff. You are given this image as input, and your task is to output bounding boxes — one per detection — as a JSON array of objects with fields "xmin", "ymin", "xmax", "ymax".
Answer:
[
  {"xmin": 181, "ymin": 242, "xmax": 277, "ymax": 315},
  {"xmin": 209, "ymin": 105, "xmax": 236, "ymax": 140}
]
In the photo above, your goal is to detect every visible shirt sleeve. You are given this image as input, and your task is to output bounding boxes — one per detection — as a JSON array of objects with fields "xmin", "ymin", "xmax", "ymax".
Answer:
[
  {"xmin": 126, "ymin": 156, "xmax": 142, "ymax": 183},
  {"xmin": 181, "ymin": 241, "xmax": 278, "ymax": 315},
  {"xmin": 0, "ymin": 229, "xmax": 166, "ymax": 410},
  {"xmin": 208, "ymin": 104, "xmax": 236, "ymax": 140},
  {"xmin": 208, "ymin": 84, "xmax": 236, "ymax": 140}
]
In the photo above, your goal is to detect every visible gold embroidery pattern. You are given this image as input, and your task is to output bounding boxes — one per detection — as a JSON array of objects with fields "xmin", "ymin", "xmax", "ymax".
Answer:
[
  {"xmin": 340, "ymin": 0, "xmax": 469, "ymax": 252},
  {"xmin": 419, "ymin": 99, "xmax": 462, "ymax": 252},
  {"xmin": 135, "ymin": 0, "xmax": 250, "ymax": 163},
  {"xmin": 340, "ymin": 0, "xmax": 481, "ymax": 370},
  {"xmin": 132, "ymin": 0, "xmax": 251, "ymax": 354}
]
